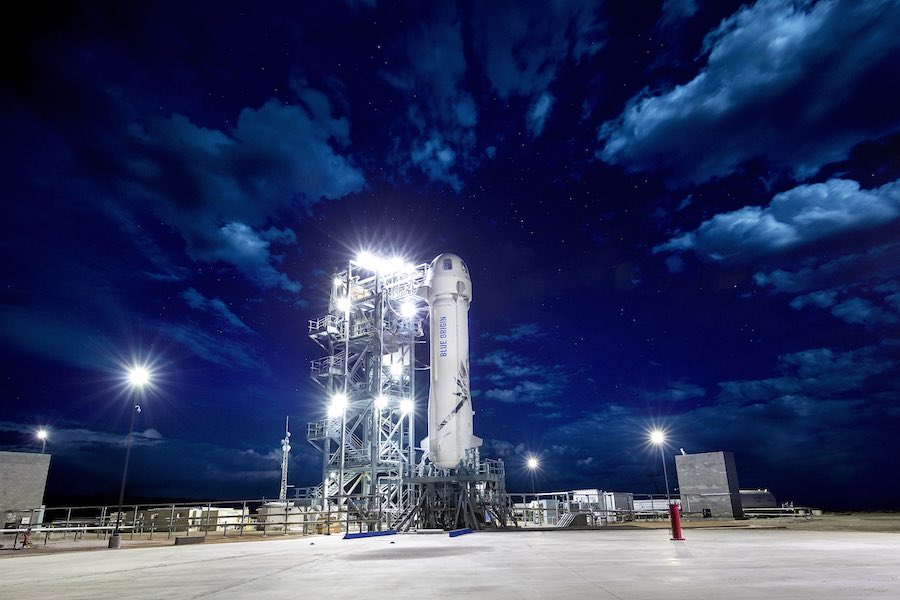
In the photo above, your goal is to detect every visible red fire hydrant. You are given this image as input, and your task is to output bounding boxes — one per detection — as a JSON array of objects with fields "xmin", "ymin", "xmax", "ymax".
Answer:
[{"xmin": 669, "ymin": 503, "xmax": 685, "ymax": 541}]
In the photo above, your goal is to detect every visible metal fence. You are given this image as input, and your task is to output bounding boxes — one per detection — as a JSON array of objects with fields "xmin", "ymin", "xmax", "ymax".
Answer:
[{"xmin": 1, "ymin": 497, "xmax": 392, "ymax": 548}]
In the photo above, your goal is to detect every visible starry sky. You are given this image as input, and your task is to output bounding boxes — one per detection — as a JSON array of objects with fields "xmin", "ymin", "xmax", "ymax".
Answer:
[{"xmin": 2, "ymin": 0, "xmax": 899, "ymax": 510}]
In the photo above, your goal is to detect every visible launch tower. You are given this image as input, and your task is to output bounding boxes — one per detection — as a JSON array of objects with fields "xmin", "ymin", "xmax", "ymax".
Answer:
[{"xmin": 306, "ymin": 253, "xmax": 511, "ymax": 531}]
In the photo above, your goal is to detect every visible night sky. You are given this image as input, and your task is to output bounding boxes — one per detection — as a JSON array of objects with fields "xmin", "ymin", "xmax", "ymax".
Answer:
[{"xmin": 3, "ymin": 0, "xmax": 900, "ymax": 510}]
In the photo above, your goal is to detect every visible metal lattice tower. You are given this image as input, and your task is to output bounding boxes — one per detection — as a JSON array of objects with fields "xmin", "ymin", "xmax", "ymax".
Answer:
[{"xmin": 306, "ymin": 259, "xmax": 428, "ymax": 528}]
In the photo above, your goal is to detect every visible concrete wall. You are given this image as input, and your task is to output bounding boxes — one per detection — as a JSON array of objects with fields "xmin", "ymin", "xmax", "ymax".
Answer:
[
  {"xmin": 674, "ymin": 451, "xmax": 743, "ymax": 519},
  {"xmin": 0, "ymin": 451, "xmax": 51, "ymax": 526}
]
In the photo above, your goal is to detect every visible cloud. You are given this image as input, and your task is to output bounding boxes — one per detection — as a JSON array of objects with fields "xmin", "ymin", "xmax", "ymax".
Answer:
[
  {"xmin": 482, "ymin": 323, "xmax": 542, "ymax": 342},
  {"xmin": 658, "ymin": 0, "xmax": 699, "ymax": 29},
  {"xmin": 214, "ymin": 222, "xmax": 300, "ymax": 292},
  {"xmin": 656, "ymin": 179, "xmax": 900, "ymax": 261},
  {"xmin": 641, "ymin": 381, "xmax": 706, "ymax": 403},
  {"xmin": 600, "ymin": 0, "xmax": 900, "ymax": 183},
  {"xmin": 487, "ymin": 438, "xmax": 526, "ymax": 458},
  {"xmin": 529, "ymin": 340, "xmax": 900, "ymax": 505},
  {"xmin": 182, "ymin": 288, "xmax": 254, "ymax": 334},
  {"xmin": 476, "ymin": 349, "xmax": 568, "ymax": 405},
  {"xmin": 118, "ymin": 86, "xmax": 365, "ymax": 289},
  {"xmin": 473, "ymin": 0, "xmax": 603, "ymax": 132},
  {"xmin": 755, "ymin": 242, "xmax": 900, "ymax": 326},
  {"xmin": 718, "ymin": 344, "xmax": 896, "ymax": 402},
  {"xmin": 158, "ymin": 321, "xmax": 267, "ymax": 371},
  {"xmin": 830, "ymin": 297, "xmax": 898, "ymax": 325},
  {"xmin": 409, "ymin": 130, "xmax": 465, "ymax": 191},
  {"xmin": 387, "ymin": 3, "xmax": 478, "ymax": 191},
  {"xmin": 0, "ymin": 420, "xmax": 318, "ymax": 499},
  {"xmin": 526, "ymin": 92, "xmax": 555, "ymax": 136},
  {"xmin": 0, "ymin": 421, "xmax": 163, "ymax": 449}
]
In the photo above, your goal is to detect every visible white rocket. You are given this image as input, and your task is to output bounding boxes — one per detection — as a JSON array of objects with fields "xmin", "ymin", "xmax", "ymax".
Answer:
[{"xmin": 420, "ymin": 253, "xmax": 482, "ymax": 469}]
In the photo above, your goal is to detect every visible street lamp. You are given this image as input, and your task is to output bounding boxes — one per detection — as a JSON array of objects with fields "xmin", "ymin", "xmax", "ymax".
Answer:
[
  {"xmin": 36, "ymin": 429, "xmax": 48, "ymax": 454},
  {"xmin": 649, "ymin": 429, "xmax": 671, "ymax": 505},
  {"xmin": 109, "ymin": 364, "xmax": 150, "ymax": 549},
  {"xmin": 526, "ymin": 456, "xmax": 539, "ymax": 525}
]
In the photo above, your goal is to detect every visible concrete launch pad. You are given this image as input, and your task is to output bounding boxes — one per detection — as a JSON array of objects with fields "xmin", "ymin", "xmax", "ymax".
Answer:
[{"xmin": 2, "ymin": 528, "xmax": 898, "ymax": 599}]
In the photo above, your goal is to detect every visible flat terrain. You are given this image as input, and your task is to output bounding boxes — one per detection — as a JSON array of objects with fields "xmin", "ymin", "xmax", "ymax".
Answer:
[{"xmin": 1, "ymin": 526, "xmax": 899, "ymax": 599}]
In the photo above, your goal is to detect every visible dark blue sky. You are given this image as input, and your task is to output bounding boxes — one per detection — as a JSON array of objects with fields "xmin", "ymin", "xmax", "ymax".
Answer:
[{"xmin": 2, "ymin": 0, "xmax": 899, "ymax": 509}]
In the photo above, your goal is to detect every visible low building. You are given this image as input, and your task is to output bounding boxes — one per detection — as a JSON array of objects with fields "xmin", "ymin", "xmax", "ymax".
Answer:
[
  {"xmin": 1, "ymin": 451, "xmax": 51, "ymax": 528},
  {"xmin": 674, "ymin": 451, "xmax": 743, "ymax": 519}
]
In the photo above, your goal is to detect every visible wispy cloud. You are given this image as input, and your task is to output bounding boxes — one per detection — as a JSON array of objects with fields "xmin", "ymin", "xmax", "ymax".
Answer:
[
  {"xmin": 386, "ymin": 3, "xmax": 477, "ymax": 191},
  {"xmin": 157, "ymin": 321, "xmax": 267, "ymax": 372},
  {"xmin": 182, "ymin": 288, "xmax": 255, "ymax": 334},
  {"xmin": 755, "ymin": 241, "xmax": 900, "ymax": 327},
  {"xmin": 641, "ymin": 381, "xmax": 706, "ymax": 403},
  {"xmin": 477, "ymin": 348, "xmax": 568, "ymax": 405},
  {"xmin": 482, "ymin": 323, "xmax": 542, "ymax": 342}
]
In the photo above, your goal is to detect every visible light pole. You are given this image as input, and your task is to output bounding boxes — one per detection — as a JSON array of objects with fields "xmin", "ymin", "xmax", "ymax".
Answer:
[
  {"xmin": 109, "ymin": 365, "xmax": 149, "ymax": 549},
  {"xmin": 36, "ymin": 429, "xmax": 48, "ymax": 454},
  {"xmin": 649, "ymin": 428, "xmax": 685, "ymax": 540},
  {"xmin": 650, "ymin": 430, "xmax": 671, "ymax": 504},
  {"xmin": 527, "ymin": 456, "xmax": 539, "ymax": 525}
]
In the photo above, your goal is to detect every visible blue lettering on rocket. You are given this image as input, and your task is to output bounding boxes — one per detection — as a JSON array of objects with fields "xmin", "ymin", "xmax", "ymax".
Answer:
[{"xmin": 439, "ymin": 316, "xmax": 448, "ymax": 357}]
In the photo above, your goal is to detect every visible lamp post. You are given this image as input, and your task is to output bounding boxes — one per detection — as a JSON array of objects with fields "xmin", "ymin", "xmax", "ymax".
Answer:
[
  {"xmin": 650, "ymin": 429, "xmax": 684, "ymax": 540},
  {"xmin": 36, "ymin": 429, "xmax": 48, "ymax": 454},
  {"xmin": 527, "ymin": 456, "xmax": 539, "ymax": 525},
  {"xmin": 649, "ymin": 430, "xmax": 671, "ymax": 505},
  {"xmin": 109, "ymin": 365, "xmax": 149, "ymax": 549}
]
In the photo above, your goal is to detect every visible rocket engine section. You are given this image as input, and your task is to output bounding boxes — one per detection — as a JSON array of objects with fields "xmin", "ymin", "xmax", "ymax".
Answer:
[{"xmin": 421, "ymin": 253, "xmax": 483, "ymax": 469}]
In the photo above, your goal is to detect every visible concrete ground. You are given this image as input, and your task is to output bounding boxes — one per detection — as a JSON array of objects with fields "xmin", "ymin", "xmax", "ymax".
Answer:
[{"xmin": 1, "ymin": 528, "xmax": 898, "ymax": 599}]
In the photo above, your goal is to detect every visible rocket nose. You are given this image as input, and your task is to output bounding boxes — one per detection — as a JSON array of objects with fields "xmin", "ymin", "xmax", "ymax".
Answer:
[{"xmin": 431, "ymin": 253, "xmax": 470, "ymax": 279}]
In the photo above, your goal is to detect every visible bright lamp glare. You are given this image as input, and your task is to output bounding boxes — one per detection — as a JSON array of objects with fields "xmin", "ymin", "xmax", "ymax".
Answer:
[
  {"xmin": 128, "ymin": 366, "xmax": 150, "ymax": 388},
  {"xmin": 381, "ymin": 256, "xmax": 405, "ymax": 273},
  {"xmin": 328, "ymin": 393, "xmax": 348, "ymax": 418},
  {"xmin": 355, "ymin": 252, "xmax": 411, "ymax": 275},
  {"xmin": 400, "ymin": 399, "xmax": 413, "ymax": 414},
  {"xmin": 337, "ymin": 297, "xmax": 352, "ymax": 313},
  {"xmin": 374, "ymin": 395, "xmax": 388, "ymax": 410},
  {"xmin": 527, "ymin": 457, "xmax": 539, "ymax": 470},
  {"xmin": 650, "ymin": 430, "xmax": 665, "ymax": 445},
  {"xmin": 36, "ymin": 429, "xmax": 48, "ymax": 441},
  {"xmin": 390, "ymin": 362, "xmax": 403, "ymax": 379},
  {"xmin": 356, "ymin": 251, "xmax": 380, "ymax": 271},
  {"xmin": 333, "ymin": 276, "xmax": 343, "ymax": 287},
  {"xmin": 400, "ymin": 300, "xmax": 417, "ymax": 318}
]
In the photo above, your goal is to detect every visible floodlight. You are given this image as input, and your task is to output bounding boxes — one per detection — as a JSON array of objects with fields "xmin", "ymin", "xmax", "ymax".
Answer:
[
  {"xmin": 400, "ymin": 300, "xmax": 417, "ymax": 318},
  {"xmin": 337, "ymin": 296, "xmax": 352, "ymax": 313},
  {"xmin": 37, "ymin": 429, "xmax": 48, "ymax": 441},
  {"xmin": 527, "ymin": 456, "xmax": 539, "ymax": 470},
  {"xmin": 328, "ymin": 392, "xmax": 348, "ymax": 418},
  {"xmin": 374, "ymin": 395, "xmax": 388, "ymax": 410},
  {"xmin": 333, "ymin": 276, "xmax": 343, "ymax": 287},
  {"xmin": 128, "ymin": 365, "xmax": 150, "ymax": 388},
  {"xmin": 399, "ymin": 399, "xmax": 413, "ymax": 414},
  {"xmin": 650, "ymin": 429, "xmax": 665, "ymax": 445},
  {"xmin": 380, "ymin": 256, "xmax": 405, "ymax": 273},
  {"xmin": 356, "ymin": 251, "xmax": 380, "ymax": 271}
]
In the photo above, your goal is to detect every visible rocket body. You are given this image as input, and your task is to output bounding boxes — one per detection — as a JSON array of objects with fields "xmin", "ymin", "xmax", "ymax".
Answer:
[{"xmin": 421, "ymin": 253, "xmax": 482, "ymax": 469}]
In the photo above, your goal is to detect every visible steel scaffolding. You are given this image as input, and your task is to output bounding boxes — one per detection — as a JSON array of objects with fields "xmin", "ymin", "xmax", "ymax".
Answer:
[{"xmin": 306, "ymin": 260, "xmax": 428, "ymax": 530}]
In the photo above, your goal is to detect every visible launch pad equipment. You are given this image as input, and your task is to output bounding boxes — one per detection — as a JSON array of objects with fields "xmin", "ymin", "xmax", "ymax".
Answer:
[{"xmin": 306, "ymin": 253, "xmax": 511, "ymax": 531}]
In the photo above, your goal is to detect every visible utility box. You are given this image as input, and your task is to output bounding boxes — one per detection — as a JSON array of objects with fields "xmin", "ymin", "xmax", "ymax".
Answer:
[{"xmin": 675, "ymin": 451, "xmax": 743, "ymax": 519}]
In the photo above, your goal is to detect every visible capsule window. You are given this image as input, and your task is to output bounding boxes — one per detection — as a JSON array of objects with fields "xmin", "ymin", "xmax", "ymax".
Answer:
[{"xmin": 442, "ymin": 258, "xmax": 453, "ymax": 270}]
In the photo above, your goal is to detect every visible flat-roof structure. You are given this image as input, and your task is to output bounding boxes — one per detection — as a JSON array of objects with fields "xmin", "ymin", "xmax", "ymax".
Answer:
[{"xmin": 2, "ymin": 528, "xmax": 899, "ymax": 598}]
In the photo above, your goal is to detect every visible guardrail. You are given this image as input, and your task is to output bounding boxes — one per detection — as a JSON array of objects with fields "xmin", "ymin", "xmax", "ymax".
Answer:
[{"xmin": 1, "ymin": 498, "xmax": 399, "ymax": 548}]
